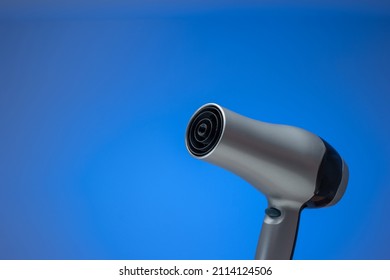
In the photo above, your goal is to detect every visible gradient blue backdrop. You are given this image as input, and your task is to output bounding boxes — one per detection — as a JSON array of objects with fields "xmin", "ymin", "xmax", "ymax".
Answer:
[{"xmin": 1, "ymin": 3, "xmax": 390, "ymax": 259}]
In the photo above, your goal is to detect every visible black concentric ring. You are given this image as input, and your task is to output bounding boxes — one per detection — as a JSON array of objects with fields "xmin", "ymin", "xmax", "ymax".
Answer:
[{"xmin": 186, "ymin": 105, "xmax": 224, "ymax": 157}]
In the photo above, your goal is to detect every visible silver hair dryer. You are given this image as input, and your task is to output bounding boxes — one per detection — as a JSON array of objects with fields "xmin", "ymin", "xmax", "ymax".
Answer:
[{"xmin": 185, "ymin": 103, "xmax": 349, "ymax": 260}]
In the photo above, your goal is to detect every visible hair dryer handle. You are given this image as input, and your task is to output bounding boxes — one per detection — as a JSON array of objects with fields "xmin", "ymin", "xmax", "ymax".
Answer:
[{"xmin": 255, "ymin": 205, "xmax": 302, "ymax": 260}]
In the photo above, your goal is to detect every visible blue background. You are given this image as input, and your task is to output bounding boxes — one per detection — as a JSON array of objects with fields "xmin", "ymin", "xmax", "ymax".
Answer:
[{"xmin": 0, "ymin": 2, "xmax": 389, "ymax": 259}]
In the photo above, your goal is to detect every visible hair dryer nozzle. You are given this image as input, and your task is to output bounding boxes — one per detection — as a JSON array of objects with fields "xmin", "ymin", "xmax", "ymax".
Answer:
[{"xmin": 186, "ymin": 104, "xmax": 224, "ymax": 157}]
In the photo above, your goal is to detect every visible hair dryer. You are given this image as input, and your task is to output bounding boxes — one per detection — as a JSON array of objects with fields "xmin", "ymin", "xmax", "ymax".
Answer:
[{"xmin": 185, "ymin": 103, "xmax": 349, "ymax": 260}]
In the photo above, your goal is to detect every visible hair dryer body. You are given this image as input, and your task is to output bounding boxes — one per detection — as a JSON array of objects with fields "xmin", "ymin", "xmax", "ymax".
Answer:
[{"xmin": 185, "ymin": 103, "xmax": 349, "ymax": 259}]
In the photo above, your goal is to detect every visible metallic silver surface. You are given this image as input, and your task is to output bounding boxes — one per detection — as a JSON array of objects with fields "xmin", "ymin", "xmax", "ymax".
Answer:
[
  {"xmin": 185, "ymin": 103, "xmax": 349, "ymax": 260},
  {"xmin": 255, "ymin": 205, "xmax": 301, "ymax": 260}
]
